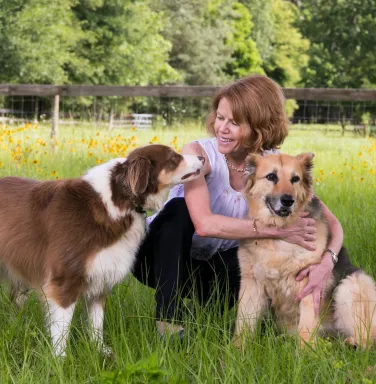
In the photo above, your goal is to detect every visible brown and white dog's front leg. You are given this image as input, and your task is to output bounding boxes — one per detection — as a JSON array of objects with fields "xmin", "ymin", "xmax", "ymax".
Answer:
[
  {"xmin": 233, "ymin": 277, "xmax": 267, "ymax": 347},
  {"xmin": 10, "ymin": 281, "xmax": 31, "ymax": 309},
  {"xmin": 84, "ymin": 296, "xmax": 113, "ymax": 357},
  {"xmin": 45, "ymin": 298, "xmax": 76, "ymax": 357}
]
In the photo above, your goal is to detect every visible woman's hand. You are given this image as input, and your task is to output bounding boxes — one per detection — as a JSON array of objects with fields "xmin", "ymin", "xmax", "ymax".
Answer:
[
  {"xmin": 295, "ymin": 254, "xmax": 334, "ymax": 315},
  {"xmin": 277, "ymin": 211, "xmax": 317, "ymax": 251}
]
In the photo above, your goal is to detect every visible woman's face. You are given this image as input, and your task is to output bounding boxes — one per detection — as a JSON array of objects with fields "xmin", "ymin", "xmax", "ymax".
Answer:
[{"xmin": 214, "ymin": 97, "xmax": 246, "ymax": 154}]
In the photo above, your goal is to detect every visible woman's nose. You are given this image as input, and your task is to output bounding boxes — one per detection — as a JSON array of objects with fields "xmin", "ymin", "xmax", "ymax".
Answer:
[{"xmin": 218, "ymin": 120, "xmax": 229, "ymax": 132}]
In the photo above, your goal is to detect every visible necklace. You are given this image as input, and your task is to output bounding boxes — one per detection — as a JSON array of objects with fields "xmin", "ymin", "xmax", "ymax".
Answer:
[{"xmin": 224, "ymin": 154, "xmax": 245, "ymax": 173}]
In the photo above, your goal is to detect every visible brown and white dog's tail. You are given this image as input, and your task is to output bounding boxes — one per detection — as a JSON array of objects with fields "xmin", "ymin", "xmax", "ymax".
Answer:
[{"xmin": 333, "ymin": 271, "xmax": 376, "ymax": 349}]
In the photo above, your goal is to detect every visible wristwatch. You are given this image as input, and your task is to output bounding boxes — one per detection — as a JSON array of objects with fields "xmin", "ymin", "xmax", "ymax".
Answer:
[{"xmin": 325, "ymin": 249, "xmax": 338, "ymax": 265}]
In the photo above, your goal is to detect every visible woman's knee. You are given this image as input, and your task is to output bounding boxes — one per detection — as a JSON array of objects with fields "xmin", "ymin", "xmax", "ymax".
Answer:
[
  {"xmin": 163, "ymin": 197, "xmax": 190, "ymax": 217},
  {"xmin": 151, "ymin": 197, "xmax": 194, "ymax": 232}
]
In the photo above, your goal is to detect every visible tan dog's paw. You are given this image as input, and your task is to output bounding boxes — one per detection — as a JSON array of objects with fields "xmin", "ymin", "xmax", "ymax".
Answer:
[
  {"xmin": 232, "ymin": 334, "xmax": 244, "ymax": 349},
  {"xmin": 344, "ymin": 336, "xmax": 375, "ymax": 350},
  {"xmin": 299, "ymin": 331, "xmax": 317, "ymax": 348}
]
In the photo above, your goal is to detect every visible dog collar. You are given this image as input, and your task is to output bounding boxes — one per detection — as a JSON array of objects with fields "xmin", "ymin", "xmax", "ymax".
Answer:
[{"xmin": 135, "ymin": 205, "xmax": 146, "ymax": 215}]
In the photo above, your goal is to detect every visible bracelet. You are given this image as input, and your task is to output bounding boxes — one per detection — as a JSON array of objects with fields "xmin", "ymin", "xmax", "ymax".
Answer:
[
  {"xmin": 325, "ymin": 249, "xmax": 338, "ymax": 265},
  {"xmin": 252, "ymin": 219, "xmax": 258, "ymax": 234}
]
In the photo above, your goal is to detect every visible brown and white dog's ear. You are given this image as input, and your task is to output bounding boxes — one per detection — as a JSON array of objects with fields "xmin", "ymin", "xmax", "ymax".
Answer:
[
  {"xmin": 127, "ymin": 157, "xmax": 151, "ymax": 195},
  {"xmin": 296, "ymin": 152, "xmax": 315, "ymax": 188}
]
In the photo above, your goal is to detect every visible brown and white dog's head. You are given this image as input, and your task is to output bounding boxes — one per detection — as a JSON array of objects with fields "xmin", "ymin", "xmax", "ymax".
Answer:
[
  {"xmin": 83, "ymin": 144, "xmax": 204, "ymax": 218},
  {"xmin": 243, "ymin": 153, "xmax": 314, "ymax": 227}
]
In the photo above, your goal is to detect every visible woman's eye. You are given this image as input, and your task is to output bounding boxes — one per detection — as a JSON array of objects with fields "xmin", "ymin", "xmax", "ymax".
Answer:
[
  {"xmin": 291, "ymin": 176, "xmax": 300, "ymax": 184},
  {"xmin": 216, "ymin": 115, "xmax": 224, "ymax": 120},
  {"xmin": 231, "ymin": 120, "xmax": 239, "ymax": 126},
  {"xmin": 266, "ymin": 173, "xmax": 278, "ymax": 183}
]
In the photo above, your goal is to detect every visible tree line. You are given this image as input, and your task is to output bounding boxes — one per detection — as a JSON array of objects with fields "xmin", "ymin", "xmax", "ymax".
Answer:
[{"xmin": 0, "ymin": 0, "xmax": 375, "ymax": 90}]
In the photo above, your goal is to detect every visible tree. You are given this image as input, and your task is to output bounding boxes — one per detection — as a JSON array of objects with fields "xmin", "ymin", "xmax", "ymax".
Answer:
[
  {"xmin": 0, "ymin": 0, "xmax": 87, "ymax": 84},
  {"xmin": 299, "ymin": 0, "xmax": 376, "ymax": 88},
  {"xmin": 224, "ymin": 2, "xmax": 264, "ymax": 78},
  {"xmin": 151, "ymin": 0, "xmax": 234, "ymax": 85},
  {"xmin": 239, "ymin": 0, "xmax": 275, "ymax": 63},
  {"xmin": 72, "ymin": 0, "xmax": 179, "ymax": 85},
  {"xmin": 240, "ymin": 0, "xmax": 309, "ymax": 87},
  {"xmin": 264, "ymin": 0, "xmax": 309, "ymax": 87}
]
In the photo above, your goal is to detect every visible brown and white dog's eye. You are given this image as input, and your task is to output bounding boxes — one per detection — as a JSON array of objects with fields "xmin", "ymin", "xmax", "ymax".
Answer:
[
  {"xmin": 291, "ymin": 175, "xmax": 300, "ymax": 184},
  {"xmin": 165, "ymin": 153, "xmax": 182, "ymax": 170},
  {"xmin": 266, "ymin": 173, "xmax": 278, "ymax": 183},
  {"xmin": 170, "ymin": 154, "xmax": 182, "ymax": 165}
]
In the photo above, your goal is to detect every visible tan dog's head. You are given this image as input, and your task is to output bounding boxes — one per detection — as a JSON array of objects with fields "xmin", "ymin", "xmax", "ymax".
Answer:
[{"xmin": 243, "ymin": 153, "xmax": 314, "ymax": 226}]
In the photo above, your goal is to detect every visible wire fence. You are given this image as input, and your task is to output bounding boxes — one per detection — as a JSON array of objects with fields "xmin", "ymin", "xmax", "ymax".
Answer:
[{"xmin": 0, "ymin": 86, "xmax": 376, "ymax": 137}]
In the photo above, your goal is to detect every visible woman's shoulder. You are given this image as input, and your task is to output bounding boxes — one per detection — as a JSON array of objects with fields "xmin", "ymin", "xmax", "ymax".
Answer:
[{"xmin": 182, "ymin": 138, "xmax": 220, "ymax": 176}]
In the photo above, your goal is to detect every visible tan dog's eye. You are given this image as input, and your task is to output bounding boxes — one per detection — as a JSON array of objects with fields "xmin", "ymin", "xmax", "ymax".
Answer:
[
  {"xmin": 266, "ymin": 173, "xmax": 278, "ymax": 183},
  {"xmin": 291, "ymin": 176, "xmax": 300, "ymax": 184}
]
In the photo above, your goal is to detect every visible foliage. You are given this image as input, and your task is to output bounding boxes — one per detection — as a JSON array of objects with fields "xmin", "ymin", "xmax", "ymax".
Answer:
[
  {"xmin": 224, "ymin": 2, "xmax": 264, "ymax": 78},
  {"xmin": 299, "ymin": 0, "xmax": 376, "ymax": 88},
  {"xmin": 265, "ymin": 0, "xmax": 309, "ymax": 87},
  {"xmin": 240, "ymin": 0, "xmax": 309, "ymax": 87},
  {"xmin": 0, "ymin": 0, "xmax": 87, "ymax": 84},
  {"xmin": 151, "ymin": 0, "xmax": 234, "ymax": 85},
  {"xmin": 4, "ymin": 0, "xmax": 369, "ymax": 92},
  {"xmin": 72, "ymin": 0, "xmax": 179, "ymax": 85},
  {"xmin": 239, "ymin": 0, "xmax": 275, "ymax": 63},
  {"xmin": 101, "ymin": 352, "xmax": 187, "ymax": 383}
]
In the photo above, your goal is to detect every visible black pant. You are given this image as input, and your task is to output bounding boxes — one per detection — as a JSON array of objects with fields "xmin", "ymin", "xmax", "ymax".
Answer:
[{"xmin": 133, "ymin": 198, "xmax": 241, "ymax": 321}]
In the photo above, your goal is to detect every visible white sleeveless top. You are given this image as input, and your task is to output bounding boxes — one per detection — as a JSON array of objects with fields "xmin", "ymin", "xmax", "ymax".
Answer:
[{"xmin": 147, "ymin": 138, "xmax": 277, "ymax": 260}]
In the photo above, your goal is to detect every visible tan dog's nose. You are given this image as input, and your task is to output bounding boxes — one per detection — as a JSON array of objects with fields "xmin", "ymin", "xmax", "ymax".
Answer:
[{"xmin": 280, "ymin": 194, "xmax": 294, "ymax": 207}]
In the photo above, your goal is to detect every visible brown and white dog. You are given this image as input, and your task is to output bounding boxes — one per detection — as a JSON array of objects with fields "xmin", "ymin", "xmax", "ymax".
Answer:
[
  {"xmin": 234, "ymin": 153, "xmax": 376, "ymax": 348},
  {"xmin": 0, "ymin": 144, "xmax": 204, "ymax": 356}
]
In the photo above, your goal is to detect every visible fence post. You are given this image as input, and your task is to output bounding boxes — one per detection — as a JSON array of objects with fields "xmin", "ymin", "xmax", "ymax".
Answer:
[{"xmin": 51, "ymin": 94, "xmax": 59, "ymax": 149}]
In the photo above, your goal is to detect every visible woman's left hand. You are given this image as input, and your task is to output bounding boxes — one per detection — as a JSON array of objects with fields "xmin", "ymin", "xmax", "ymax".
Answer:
[{"xmin": 295, "ymin": 255, "xmax": 334, "ymax": 316}]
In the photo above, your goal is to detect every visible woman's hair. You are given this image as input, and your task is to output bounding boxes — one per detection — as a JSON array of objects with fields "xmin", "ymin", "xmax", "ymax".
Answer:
[{"xmin": 206, "ymin": 75, "xmax": 289, "ymax": 153}]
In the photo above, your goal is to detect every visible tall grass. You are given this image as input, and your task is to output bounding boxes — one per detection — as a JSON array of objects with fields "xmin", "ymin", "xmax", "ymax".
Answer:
[{"xmin": 0, "ymin": 123, "xmax": 375, "ymax": 383}]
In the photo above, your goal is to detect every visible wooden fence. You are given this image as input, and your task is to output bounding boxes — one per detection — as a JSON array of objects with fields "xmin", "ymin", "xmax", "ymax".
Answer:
[{"xmin": 1, "ymin": 84, "xmax": 376, "ymax": 139}]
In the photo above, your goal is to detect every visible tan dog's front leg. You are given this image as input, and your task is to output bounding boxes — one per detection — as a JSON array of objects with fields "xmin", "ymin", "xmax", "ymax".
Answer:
[
  {"xmin": 233, "ymin": 277, "xmax": 267, "ymax": 347},
  {"xmin": 298, "ymin": 292, "xmax": 319, "ymax": 347}
]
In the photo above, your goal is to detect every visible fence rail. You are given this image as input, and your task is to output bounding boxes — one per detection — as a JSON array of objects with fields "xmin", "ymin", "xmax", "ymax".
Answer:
[{"xmin": 1, "ymin": 84, "xmax": 376, "ymax": 101}]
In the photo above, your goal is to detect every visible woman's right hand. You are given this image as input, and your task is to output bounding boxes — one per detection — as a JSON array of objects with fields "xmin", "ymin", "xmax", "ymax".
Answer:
[{"xmin": 277, "ymin": 212, "xmax": 316, "ymax": 251}]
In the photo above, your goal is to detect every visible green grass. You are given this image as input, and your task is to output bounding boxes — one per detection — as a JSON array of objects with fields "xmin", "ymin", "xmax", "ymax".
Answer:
[{"xmin": 0, "ymin": 123, "xmax": 375, "ymax": 383}]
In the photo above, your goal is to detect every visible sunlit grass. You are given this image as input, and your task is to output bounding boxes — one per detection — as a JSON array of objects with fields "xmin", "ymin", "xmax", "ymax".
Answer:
[{"xmin": 0, "ymin": 122, "xmax": 375, "ymax": 383}]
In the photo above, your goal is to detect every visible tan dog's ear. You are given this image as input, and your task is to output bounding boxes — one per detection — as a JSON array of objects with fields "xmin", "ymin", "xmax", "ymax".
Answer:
[
  {"xmin": 245, "ymin": 153, "xmax": 261, "ymax": 175},
  {"xmin": 244, "ymin": 153, "xmax": 261, "ymax": 191},
  {"xmin": 127, "ymin": 157, "xmax": 151, "ymax": 195},
  {"xmin": 297, "ymin": 152, "xmax": 315, "ymax": 188}
]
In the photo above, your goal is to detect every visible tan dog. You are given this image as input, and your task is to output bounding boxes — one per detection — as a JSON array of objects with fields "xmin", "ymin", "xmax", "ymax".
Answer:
[{"xmin": 234, "ymin": 153, "xmax": 376, "ymax": 348}]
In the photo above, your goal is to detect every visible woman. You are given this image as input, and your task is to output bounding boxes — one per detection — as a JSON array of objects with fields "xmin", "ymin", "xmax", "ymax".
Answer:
[{"xmin": 133, "ymin": 75, "xmax": 343, "ymax": 338}]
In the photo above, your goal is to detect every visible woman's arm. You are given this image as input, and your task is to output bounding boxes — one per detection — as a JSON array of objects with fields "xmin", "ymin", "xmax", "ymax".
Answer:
[
  {"xmin": 296, "ymin": 200, "xmax": 344, "ymax": 314},
  {"xmin": 181, "ymin": 143, "xmax": 316, "ymax": 250},
  {"xmin": 319, "ymin": 200, "xmax": 344, "ymax": 265}
]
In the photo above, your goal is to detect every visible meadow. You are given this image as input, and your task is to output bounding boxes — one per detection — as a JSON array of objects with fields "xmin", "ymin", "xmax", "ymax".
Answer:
[{"xmin": 0, "ymin": 122, "xmax": 375, "ymax": 383}]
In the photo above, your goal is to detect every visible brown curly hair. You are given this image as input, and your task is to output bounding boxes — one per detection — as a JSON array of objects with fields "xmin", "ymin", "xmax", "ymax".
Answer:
[{"xmin": 206, "ymin": 75, "xmax": 289, "ymax": 153}]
